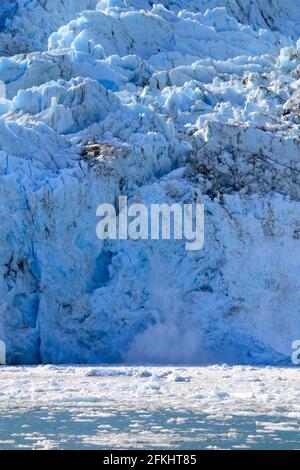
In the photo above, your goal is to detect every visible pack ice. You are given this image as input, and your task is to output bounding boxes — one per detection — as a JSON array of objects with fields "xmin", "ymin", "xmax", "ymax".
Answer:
[{"xmin": 0, "ymin": 0, "xmax": 300, "ymax": 365}]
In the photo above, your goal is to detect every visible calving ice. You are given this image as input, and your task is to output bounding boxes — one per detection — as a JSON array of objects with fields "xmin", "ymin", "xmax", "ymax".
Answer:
[
  {"xmin": 96, "ymin": 196, "xmax": 205, "ymax": 251},
  {"xmin": 1, "ymin": 0, "xmax": 300, "ymax": 366}
]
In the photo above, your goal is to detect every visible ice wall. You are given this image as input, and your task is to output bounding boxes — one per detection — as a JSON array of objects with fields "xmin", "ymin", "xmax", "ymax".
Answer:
[{"xmin": 0, "ymin": 0, "xmax": 300, "ymax": 364}]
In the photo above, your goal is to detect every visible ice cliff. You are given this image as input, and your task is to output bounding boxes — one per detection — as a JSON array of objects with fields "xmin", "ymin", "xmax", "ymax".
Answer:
[{"xmin": 0, "ymin": 0, "xmax": 300, "ymax": 364}]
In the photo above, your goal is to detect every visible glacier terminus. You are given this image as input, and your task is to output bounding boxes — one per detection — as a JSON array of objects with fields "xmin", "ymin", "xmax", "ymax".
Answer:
[{"xmin": 0, "ymin": 1, "xmax": 300, "ymax": 366}]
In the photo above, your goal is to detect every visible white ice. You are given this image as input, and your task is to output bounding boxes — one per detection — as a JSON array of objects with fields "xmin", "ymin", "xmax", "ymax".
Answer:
[{"xmin": 0, "ymin": 365, "xmax": 299, "ymax": 449}]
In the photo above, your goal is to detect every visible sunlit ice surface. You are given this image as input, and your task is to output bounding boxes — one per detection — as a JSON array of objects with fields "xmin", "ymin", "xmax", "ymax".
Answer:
[{"xmin": 0, "ymin": 365, "xmax": 299, "ymax": 450}]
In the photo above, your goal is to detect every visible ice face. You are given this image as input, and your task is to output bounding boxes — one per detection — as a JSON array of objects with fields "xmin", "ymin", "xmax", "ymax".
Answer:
[{"xmin": 0, "ymin": 1, "xmax": 300, "ymax": 364}]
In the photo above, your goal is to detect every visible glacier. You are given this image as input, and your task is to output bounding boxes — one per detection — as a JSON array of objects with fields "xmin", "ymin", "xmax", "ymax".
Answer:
[{"xmin": 0, "ymin": 0, "xmax": 300, "ymax": 365}]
